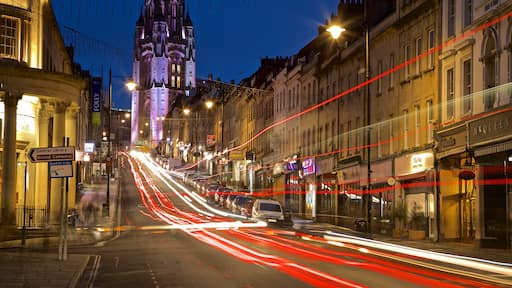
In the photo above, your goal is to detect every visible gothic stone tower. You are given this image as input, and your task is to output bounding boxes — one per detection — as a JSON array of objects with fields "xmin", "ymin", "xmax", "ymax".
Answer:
[{"xmin": 131, "ymin": 0, "xmax": 196, "ymax": 148}]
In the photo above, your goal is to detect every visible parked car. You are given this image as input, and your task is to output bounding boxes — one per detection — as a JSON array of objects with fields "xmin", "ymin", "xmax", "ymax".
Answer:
[
  {"xmin": 215, "ymin": 188, "xmax": 232, "ymax": 205},
  {"xmin": 231, "ymin": 195, "xmax": 255, "ymax": 217},
  {"xmin": 251, "ymin": 199, "xmax": 284, "ymax": 223},
  {"xmin": 203, "ymin": 183, "xmax": 222, "ymax": 197},
  {"xmin": 224, "ymin": 193, "xmax": 237, "ymax": 211}
]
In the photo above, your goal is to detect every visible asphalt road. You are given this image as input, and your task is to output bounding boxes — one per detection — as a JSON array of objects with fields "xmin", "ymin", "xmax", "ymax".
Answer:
[{"xmin": 70, "ymin": 154, "xmax": 507, "ymax": 288}]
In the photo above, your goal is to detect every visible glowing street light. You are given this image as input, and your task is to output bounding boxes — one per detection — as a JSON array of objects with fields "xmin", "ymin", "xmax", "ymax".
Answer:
[
  {"xmin": 125, "ymin": 79, "xmax": 137, "ymax": 91},
  {"xmin": 326, "ymin": 24, "xmax": 345, "ymax": 40}
]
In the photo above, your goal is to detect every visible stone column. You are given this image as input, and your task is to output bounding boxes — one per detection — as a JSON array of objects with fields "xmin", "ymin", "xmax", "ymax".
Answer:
[
  {"xmin": 65, "ymin": 104, "xmax": 79, "ymax": 210},
  {"xmin": 37, "ymin": 102, "xmax": 52, "ymax": 226},
  {"xmin": 49, "ymin": 102, "xmax": 67, "ymax": 226},
  {"xmin": 1, "ymin": 92, "xmax": 22, "ymax": 236}
]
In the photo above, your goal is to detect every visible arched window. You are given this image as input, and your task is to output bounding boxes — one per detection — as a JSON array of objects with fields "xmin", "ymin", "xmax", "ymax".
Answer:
[{"xmin": 483, "ymin": 30, "xmax": 497, "ymax": 111}]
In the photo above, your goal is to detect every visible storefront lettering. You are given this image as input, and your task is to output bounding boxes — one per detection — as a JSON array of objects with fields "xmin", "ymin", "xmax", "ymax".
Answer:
[
  {"xmin": 439, "ymin": 137, "xmax": 456, "ymax": 149},
  {"xmin": 470, "ymin": 111, "xmax": 512, "ymax": 144},
  {"xmin": 411, "ymin": 155, "xmax": 424, "ymax": 170}
]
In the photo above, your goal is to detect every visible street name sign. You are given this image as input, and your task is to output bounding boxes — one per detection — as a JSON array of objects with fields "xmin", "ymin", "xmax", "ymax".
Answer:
[{"xmin": 28, "ymin": 146, "xmax": 75, "ymax": 163}]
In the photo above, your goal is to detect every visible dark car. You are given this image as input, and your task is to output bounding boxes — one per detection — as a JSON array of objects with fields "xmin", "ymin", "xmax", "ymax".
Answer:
[{"xmin": 231, "ymin": 195, "xmax": 255, "ymax": 217}]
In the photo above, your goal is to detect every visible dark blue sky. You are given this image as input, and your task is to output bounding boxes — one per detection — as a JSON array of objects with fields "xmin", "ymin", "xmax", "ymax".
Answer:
[{"xmin": 52, "ymin": 0, "xmax": 339, "ymax": 109}]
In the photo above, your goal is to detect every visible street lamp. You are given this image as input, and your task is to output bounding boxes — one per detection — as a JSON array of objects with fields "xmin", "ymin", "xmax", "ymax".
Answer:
[{"xmin": 327, "ymin": 1, "xmax": 372, "ymax": 235}]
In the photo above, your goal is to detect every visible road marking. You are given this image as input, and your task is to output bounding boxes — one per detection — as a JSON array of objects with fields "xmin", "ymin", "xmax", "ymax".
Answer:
[{"xmin": 86, "ymin": 255, "xmax": 101, "ymax": 288}]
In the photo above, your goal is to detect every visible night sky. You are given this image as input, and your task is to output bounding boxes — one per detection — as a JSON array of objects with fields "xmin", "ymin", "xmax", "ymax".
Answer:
[{"xmin": 51, "ymin": 0, "xmax": 339, "ymax": 109}]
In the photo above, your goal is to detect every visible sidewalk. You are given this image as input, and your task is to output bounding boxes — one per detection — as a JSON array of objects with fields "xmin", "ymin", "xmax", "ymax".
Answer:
[{"xmin": 0, "ymin": 176, "xmax": 119, "ymax": 288}]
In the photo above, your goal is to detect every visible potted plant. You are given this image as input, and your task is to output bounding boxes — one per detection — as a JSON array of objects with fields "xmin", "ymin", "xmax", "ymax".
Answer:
[
  {"xmin": 392, "ymin": 200, "xmax": 407, "ymax": 238},
  {"xmin": 408, "ymin": 203, "xmax": 426, "ymax": 240}
]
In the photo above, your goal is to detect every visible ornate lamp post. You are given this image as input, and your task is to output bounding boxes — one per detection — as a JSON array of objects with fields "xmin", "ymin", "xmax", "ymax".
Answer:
[{"xmin": 327, "ymin": 0, "xmax": 372, "ymax": 235}]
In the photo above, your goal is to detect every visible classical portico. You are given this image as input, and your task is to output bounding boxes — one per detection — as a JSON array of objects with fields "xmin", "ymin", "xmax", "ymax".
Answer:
[{"xmin": 0, "ymin": 60, "xmax": 85, "ymax": 236}]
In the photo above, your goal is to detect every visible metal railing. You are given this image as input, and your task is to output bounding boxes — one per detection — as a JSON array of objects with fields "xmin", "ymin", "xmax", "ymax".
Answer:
[{"xmin": 15, "ymin": 205, "xmax": 48, "ymax": 229}]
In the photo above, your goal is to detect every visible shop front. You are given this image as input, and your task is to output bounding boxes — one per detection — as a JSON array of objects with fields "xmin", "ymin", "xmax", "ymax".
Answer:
[
  {"xmin": 285, "ymin": 155, "xmax": 302, "ymax": 215},
  {"xmin": 302, "ymin": 157, "xmax": 316, "ymax": 220},
  {"xmin": 272, "ymin": 162, "xmax": 287, "ymax": 208},
  {"xmin": 395, "ymin": 151, "xmax": 436, "ymax": 240},
  {"xmin": 468, "ymin": 109, "xmax": 512, "ymax": 249},
  {"xmin": 315, "ymin": 156, "xmax": 336, "ymax": 224},
  {"xmin": 362, "ymin": 159, "xmax": 394, "ymax": 235},
  {"xmin": 435, "ymin": 123, "xmax": 473, "ymax": 242},
  {"xmin": 337, "ymin": 161, "xmax": 362, "ymax": 228}
]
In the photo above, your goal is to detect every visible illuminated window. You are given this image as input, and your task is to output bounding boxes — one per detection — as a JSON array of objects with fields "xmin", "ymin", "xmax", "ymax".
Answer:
[
  {"xmin": 171, "ymin": 64, "xmax": 176, "ymax": 73},
  {"xmin": 0, "ymin": 15, "xmax": 19, "ymax": 60},
  {"xmin": 171, "ymin": 76, "xmax": 176, "ymax": 88},
  {"xmin": 177, "ymin": 76, "xmax": 181, "ymax": 88},
  {"xmin": 177, "ymin": 64, "xmax": 181, "ymax": 74}
]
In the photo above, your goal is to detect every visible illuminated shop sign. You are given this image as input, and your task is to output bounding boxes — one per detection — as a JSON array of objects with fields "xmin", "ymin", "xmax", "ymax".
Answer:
[
  {"xmin": 302, "ymin": 158, "xmax": 316, "ymax": 176},
  {"xmin": 287, "ymin": 160, "xmax": 299, "ymax": 171}
]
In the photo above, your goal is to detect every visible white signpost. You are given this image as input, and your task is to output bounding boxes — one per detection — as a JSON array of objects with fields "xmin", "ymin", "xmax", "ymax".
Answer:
[{"xmin": 28, "ymin": 145, "xmax": 75, "ymax": 261}]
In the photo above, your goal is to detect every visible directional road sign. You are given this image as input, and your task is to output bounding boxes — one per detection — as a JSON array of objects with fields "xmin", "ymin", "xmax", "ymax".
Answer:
[
  {"xmin": 49, "ymin": 161, "xmax": 73, "ymax": 178},
  {"xmin": 28, "ymin": 146, "xmax": 75, "ymax": 163}
]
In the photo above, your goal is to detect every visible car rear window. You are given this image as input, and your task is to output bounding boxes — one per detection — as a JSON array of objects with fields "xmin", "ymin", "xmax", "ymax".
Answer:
[{"xmin": 260, "ymin": 202, "xmax": 281, "ymax": 212}]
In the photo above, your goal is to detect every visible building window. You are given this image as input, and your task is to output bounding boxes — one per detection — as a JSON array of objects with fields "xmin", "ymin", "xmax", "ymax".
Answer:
[
  {"xmin": 484, "ymin": 35, "xmax": 497, "ymax": 111},
  {"xmin": 355, "ymin": 117, "xmax": 360, "ymax": 153},
  {"xmin": 377, "ymin": 61, "xmax": 383, "ymax": 94},
  {"xmin": 427, "ymin": 100, "xmax": 433, "ymax": 143},
  {"xmin": 415, "ymin": 37, "xmax": 422, "ymax": 75},
  {"xmin": 448, "ymin": 0, "xmax": 455, "ymax": 37},
  {"xmin": 389, "ymin": 54, "xmax": 394, "ymax": 88},
  {"xmin": 318, "ymin": 127, "xmax": 323, "ymax": 153},
  {"xmin": 325, "ymin": 123, "xmax": 329, "ymax": 152},
  {"xmin": 414, "ymin": 105, "xmax": 420, "ymax": 146},
  {"xmin": 177, "ymin": 76, "xmax": 181, "ymax": 88},
  {"xmin": 339, "ymin": 124, "xmax": 344, "ymax": 157},
  {"xmin": 377, "ymin": 123, "xmax": 382, "ymax": 158},
  {"xmin": 0, "ymin": 15, "xmax": 19, "ymax": 60},
  {"xmin": 463, "ymin": 59, "xmax": 472, "ymax": 114},
  {"xmin": 447, "ymin": 68, "xmax": 455, "ymax": 118},
  {"xmin": 171, "ymin": 64, "xmax": 176, "ymax": 73},
  {"xmin": 171, "ymin": 76, "xmax": 176, "ymax": 88},
  {"xmin": 427, "ymin": 30, "xmax": 435, "ymax": 68},
  {"xmin": 464, "ymin": 0, "xmax": 473, "ymax": 28},
  {"xmin": 404, "ymin": 45, "xmax": 411, "ymax": 79},
  {"xmin": 389, "ymin": 115, "xmax": 394, "ymax": 154},
  {"xmin": 347, "ymin": 121, "xmax": 352, "ymax": 155},
  {"xmin": 403, "ymin": 109, "xmax": 409, "ymax": 150}
]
